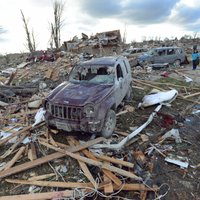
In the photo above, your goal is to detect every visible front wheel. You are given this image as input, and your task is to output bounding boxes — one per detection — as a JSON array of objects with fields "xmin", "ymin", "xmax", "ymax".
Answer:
[{"xmin": 101, "ymin": 109, "xmax": 116, "ymax": 138}]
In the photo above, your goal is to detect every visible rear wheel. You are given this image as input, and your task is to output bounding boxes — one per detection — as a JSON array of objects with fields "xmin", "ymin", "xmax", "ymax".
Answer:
[
  {"xmin": 124, "ymin": 85, "xmax": 133, "ymax": 102},
  {"xmin": 174, "ymin": 59, "xmax": 181, "ymax": 67},
  {"xmin": 101, "ymin": 109, "xmax": 116, "ymax": 138}
]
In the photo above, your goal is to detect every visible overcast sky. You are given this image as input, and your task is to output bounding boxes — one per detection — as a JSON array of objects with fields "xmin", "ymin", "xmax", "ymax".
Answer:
[{"xmin": 0, "ymin": 0, "xmax": 200, "ymax": 54}]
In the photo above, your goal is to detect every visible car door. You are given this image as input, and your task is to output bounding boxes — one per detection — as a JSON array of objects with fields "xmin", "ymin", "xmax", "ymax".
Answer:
[
  {"xmin": 114, "ymin": 63, "xmax": 126, "ymax": 106},
  {"xmin": 153, "ymin": 49, "xmax": 167, "ymax": 63}
]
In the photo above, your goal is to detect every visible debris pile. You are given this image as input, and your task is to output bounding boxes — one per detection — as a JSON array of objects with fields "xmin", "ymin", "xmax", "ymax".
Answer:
[{"xmin": 0, "ymin": 44, "xmax": 200, "ymax": 200}]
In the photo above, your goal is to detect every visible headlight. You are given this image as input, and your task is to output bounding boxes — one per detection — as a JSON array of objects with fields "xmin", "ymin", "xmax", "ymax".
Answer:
[{"xmin": 84, "ymin": 104, "xmax": 95, "ymax": 117}]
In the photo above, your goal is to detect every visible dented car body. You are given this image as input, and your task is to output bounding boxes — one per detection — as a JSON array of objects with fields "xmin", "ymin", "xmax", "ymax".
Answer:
[{"xmin": 44, "ymin": 56, "xmax": 132, "ymax": 138}]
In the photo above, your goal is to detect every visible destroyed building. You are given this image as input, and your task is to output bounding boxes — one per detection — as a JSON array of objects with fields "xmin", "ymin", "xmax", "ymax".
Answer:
[{"xmin": 61, "ymin": 29, "xmax": 122, "ymax": 56}]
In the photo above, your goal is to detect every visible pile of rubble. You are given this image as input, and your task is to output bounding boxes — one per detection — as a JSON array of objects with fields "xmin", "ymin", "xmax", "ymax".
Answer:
[{"xmin": 0, "ymin": 46, "xmax": 200, "ymax": 200}]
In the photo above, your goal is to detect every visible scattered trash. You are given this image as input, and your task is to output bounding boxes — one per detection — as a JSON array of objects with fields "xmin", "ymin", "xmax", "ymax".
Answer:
[
  {"xmin": 161, "ymin": 129, "xmax": 182, "ymax": 143},
  {"xmin": 138, "ymin": 89, "xmax": 178, "ymax": 108},
  {"xmin": 165, "ymin": 155, "xmax": 189, "ymax": 169},
  {"xmin": 184, "ymin": 75, "xmax": 193, "ymax": 83},
  {"xmin": 32, "ymin": 108, "xmax": 46, "ymax": 127},
  {"xmin": 192, "ymin": 110, "xmax": 200, "ymax": 114}
]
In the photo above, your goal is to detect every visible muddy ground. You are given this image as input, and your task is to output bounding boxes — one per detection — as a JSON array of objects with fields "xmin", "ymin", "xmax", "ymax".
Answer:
[{"xmin": 0, "ymin": 59, "xmax": 200, "ymax": 199}]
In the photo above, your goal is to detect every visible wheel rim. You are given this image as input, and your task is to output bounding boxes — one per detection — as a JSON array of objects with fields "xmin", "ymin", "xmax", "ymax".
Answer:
[
  {"xmin": 174, "ymin": 60, "xmax": 180, "ymax": 66},
  {"xmin": 105, "ymin": 115, "xmax": 115, "ymax": 132}
]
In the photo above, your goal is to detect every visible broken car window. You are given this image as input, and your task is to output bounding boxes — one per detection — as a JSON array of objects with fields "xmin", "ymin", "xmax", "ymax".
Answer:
[{"xmin": 69, "ymin": 65, "xmax": 115, "ymax": 84}]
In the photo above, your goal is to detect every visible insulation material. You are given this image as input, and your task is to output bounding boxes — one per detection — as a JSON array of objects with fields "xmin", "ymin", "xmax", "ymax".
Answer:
[{"xmin": 138, "ymin": 89, "xmax": 178, "ymax": 108}]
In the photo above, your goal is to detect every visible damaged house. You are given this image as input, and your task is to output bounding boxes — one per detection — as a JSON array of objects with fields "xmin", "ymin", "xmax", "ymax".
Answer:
[{"xmin": 61, "ymin": 29, "xmax": 122, "ymax": 56}]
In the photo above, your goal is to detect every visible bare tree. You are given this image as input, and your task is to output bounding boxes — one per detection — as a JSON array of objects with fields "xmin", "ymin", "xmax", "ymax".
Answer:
[
  {"xmin": 50, "ymin": 0, "xmax": 65, "ymax": 49},
  {"xmin": 122, "ymin": 24, "xmax": 127, "ymax": 44},
  {"xmin": 193, "ymin": 32, "xmax": 199, "ymax": 39},
  {"xmin": 20, "ymin": 10, "xmax": 36, "ymax": 52}
]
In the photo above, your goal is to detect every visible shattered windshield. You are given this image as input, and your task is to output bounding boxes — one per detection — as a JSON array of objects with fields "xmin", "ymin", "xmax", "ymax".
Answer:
[{"xmin": 69, "ymin": 65, "xmax": 115, "ymax": 84}]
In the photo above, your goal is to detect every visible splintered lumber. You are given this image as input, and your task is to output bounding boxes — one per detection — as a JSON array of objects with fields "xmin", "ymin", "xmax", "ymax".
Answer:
[
  {"xmin": 39, "ymin": 141, "xmax": 142, "ymax": 181},
  {"xmin": 0, "ymin": 125, "xmax": 32, "ymax": 146},
  {"xmin": 28, "ymin": 173, "xmax": 55, "ymax": 181},
  {"xmin": 0, "ymin": 131, "xmax": 28, "ymax": 160},
  {"xmin": 140, "ymin": 191, "xmax": 148, "ymax": 200},
  {"xmin": 103, "ymin": 162, "xmax": 114, "ymax": 194},
  {"xmin": 183, "ymin": 91, "xmax": 200, "ymax": 99},
  {"xmin": 5, "ymin": 179, "xmax": 158, "ymax": 192},
  {"xmin": 68, "ymin": 140, "xmax": 96, "ymax": 187},
  {"xmin": 30, "ymin": 143, "xmax": 37, "ymax": 160},
  {"xmin": 67, "ymin": 137, "xmax": 122, "ymax": 187},
  {"xmin": 0, "ymin": 190, "xmax": 75, "ymax": 200},
  {"xmin": 28, "ymin": 143, "xmax": 37, "ymax": 161},
  {"xmin": 45, "ymin": 68, "xmax": 54, "ymax": 79},
  {"xmin": 6, "ymin": 179, "xmax": 93, "ymax": 188},
  {"xmin": 81, "ymin": 149, "xmax": 122, "ymax": 187},
  {"xmin": 113, "ymin": 183, "xmax": 159, "ymax": 191},
  {"xmin": 4, "ymin": 146, "xmax": 26, "ymax": 170},
  {"xmin": 66, "ymin": 151, "xmax": 142, "ymax": 180},
  {"xmin": 104, "ymin": 173, "xmax": 113, "ymax": 194},
  {"xmin": 96, "ymin": 154, "xmax": 134, "ymax": 168},
  {"xmin": 133, "ymin": 79, "xmax": 164, "ymax": 91},
  {"xmin": 0, "ymin": 137, "xmax": 104, "ymax": 179},
  {"xmin": 49, "ymin": 133, "xmax": 58, "ymax": 147}
]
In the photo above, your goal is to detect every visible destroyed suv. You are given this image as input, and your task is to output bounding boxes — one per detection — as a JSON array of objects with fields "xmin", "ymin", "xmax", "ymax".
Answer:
[
  {"xmin": 138, "ymin": 47, "xmax": 186, "ymax": 66},
  {"xmin": 44, "ymin": 56, "xmax": 132, "ymax": 138}
]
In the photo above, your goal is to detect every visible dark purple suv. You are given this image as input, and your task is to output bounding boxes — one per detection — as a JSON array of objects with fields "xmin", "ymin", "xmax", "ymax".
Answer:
[{"xmin": 44, "ymin": 56, "xmax": 132, "ymax": 138}]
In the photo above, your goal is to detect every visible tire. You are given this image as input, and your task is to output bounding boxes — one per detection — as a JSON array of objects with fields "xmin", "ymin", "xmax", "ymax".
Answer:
[
  {"xmin": 101, "ymin": 109, "xmax": 116, "ymax": 138},
  {"xmin": 174, "ymin": 59, "xmax": 181, "ymax": 67}
]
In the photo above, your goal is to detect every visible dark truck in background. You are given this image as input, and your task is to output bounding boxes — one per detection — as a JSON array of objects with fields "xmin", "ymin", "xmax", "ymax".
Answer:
[{"xmin": 44, "ymin": 56, "xmax": 133, "ymax": 138}]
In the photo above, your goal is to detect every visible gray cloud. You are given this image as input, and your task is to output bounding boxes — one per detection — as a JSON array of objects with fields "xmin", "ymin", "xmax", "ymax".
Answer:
[
  {"xmin": 78, "ymin": 0, "xmax": 121, "ymax": 18},
  {"xmin": 78, "ymin": 0, "xmax": 180, "ymax": 24},
  {"xmin": 169, "ymin": 4, "xmax": 200, "ymax": 32}
]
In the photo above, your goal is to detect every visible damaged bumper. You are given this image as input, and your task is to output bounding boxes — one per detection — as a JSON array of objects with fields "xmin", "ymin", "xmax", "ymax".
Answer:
[{"xmin": 45, "ymin": 111, "xmax": 102, "ymax": 133}]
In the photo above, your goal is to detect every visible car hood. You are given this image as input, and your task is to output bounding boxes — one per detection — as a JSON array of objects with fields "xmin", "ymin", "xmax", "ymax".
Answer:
[
  {"xmin": 46, "ymin": 81, "xmax": 113, "ymax": 106},
  {"xmin": 138, "ymin": 53, "xmax": 150, "ymax": 61}
]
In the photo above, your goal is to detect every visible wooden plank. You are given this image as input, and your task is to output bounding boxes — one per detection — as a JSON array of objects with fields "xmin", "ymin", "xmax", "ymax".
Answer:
[
  {"xmin": 1, "ymin": 125, "xmax": 18, "ymax": 133},
  {"xmin": 39, "ymin": 141, "xmax": 142, "ymax": 181},
  {"xmin": 96, "ymin": 154, "xmax": 134, "ymax": 168},
  {"xmin": 115, "ymin": 131, "xmax": 129, "ymax": 137},
  {"xmin": 4, "ymin": 146, "xmax": 26, "ymax": 170},
  {"xmin": 113, "ymin": 184, "xmax": 159, "ymax": 191},
  {"xmin": 64, "ymin": 151, "xmax": 142, "ymax": 180},
  {"xmin": 184, "ymin": 91, "xmax": 200, "ymax": 99},
  {"xmin": 67, "ymin": 137, "xmax": 123, "ymax": 186},
  {"xmin": 68, "ymin": 140, "xmax": 96, "ymax": 187},
  {"xmin": 103, "ymin": 162, "xmax": 113, "ymax": 194},
  {"xmin": 28, "ymin": 149, "xmax": 33, "ymax": 161},
  {"xmin": 81, "ymin": 149, "xmax": 122, "ymax": 187},
  {"xmin": 0, "ymin": 190, "xmax": 74, "ymax": 200},
  {"xmin": 5, "ymin": 179, "xmax": 159, "ymax": 192},
  {"xmin": 0, "ymin": 137, "xmax": 104, "ymax": 179},
  {"xmin": 0, "ymin": 131, "xmax": 28, "ymax": 160},
  {"xmin": 0, "ymin": 125, "xmax": 32, "ymax": 146},
  {"xmin": 140, "ymin": 191, "xmax": 148, "ymax": 200},
  {"xmin": 30, "ymin": 143, "xmax": 37, "ymax": 160},
  {"xmin": 45, "ymin": 68, "xmax": 54, "ymax": 79},
  {"xmin": 6, "ymin": 179, "xmax": 93, "ymax": 188},
  {"xmin": 28, "ymin": 173, "xmax": 55, "ymax": 181},
  {"xmin": 49, "ymin": 133, "xmax": 58, "ymax": 147},
  {"xmin": 51, "ymin": 68, "xmax": 60, "ymax": 81}
]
